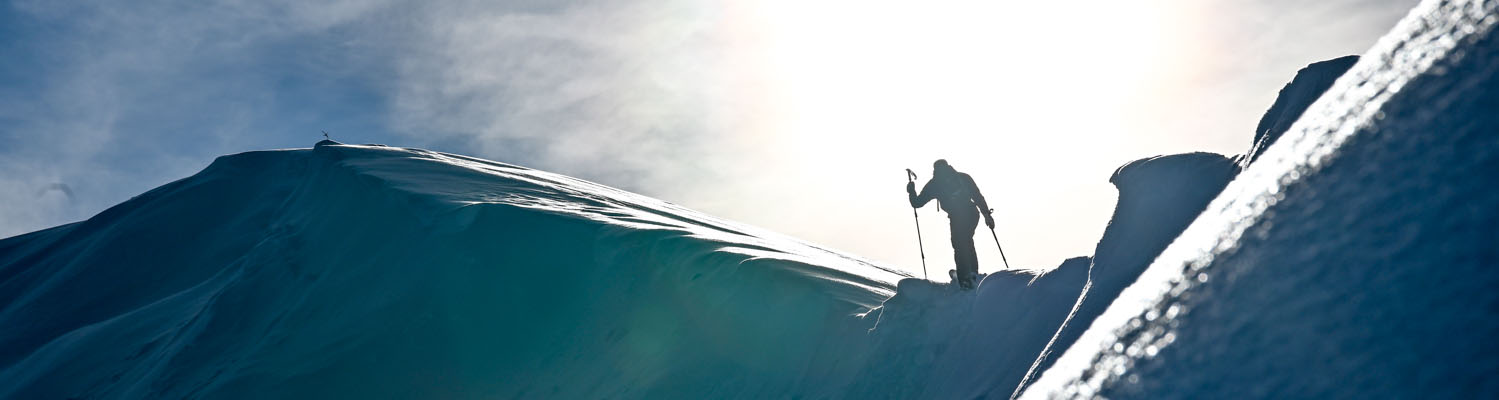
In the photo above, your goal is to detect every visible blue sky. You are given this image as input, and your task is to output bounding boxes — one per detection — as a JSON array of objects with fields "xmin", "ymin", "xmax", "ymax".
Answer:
[{"xmin": 1, "ymin": 0, "xmax": 1417, "ymax": 275}]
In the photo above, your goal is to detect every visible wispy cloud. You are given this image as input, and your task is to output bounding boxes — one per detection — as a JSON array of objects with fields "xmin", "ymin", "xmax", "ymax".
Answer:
[
  {"xmin": 0, "ymin": 0, "xmax": 400, "ymax": 236},
  {"xmin": 0, "ymin": 0, "xmax": 1419, "ymax": 274},
  {"xmin": 0, "ymin": 0, "xmax": 742, "ymax": 238},
  {"xmin": 384, "ymin": 1, "xmax": 732, "ymax": 191}
]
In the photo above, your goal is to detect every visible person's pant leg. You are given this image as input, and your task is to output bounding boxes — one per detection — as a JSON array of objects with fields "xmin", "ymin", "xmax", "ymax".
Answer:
[{"xmin": 949, "ymin": 214, "xmax": 980, "ymax": 282}]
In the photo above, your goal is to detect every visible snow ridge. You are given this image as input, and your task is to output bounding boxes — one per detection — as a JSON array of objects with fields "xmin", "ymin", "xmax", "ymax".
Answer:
[{"xmin": 0, "ymin": 142, "xmax": 902, "ymax": 399}]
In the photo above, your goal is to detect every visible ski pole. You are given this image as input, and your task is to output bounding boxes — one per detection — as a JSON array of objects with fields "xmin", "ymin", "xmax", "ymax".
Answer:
[
  {"xmin": 907, "ymin": 169, "xmax": 928, "ymax": 280},
  {"xmin": 987, "ymin": 209, "xmax": 1011, "ymax": 270},
  {"xmin": 989, "ymin": 228, "xmax": 1011, "ymax": 270}
]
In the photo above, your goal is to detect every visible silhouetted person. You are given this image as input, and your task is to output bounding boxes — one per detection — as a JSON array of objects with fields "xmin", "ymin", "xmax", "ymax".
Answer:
[{"xmin": 908, "ymin": 159, "xmax": 993, "ymax": 289}]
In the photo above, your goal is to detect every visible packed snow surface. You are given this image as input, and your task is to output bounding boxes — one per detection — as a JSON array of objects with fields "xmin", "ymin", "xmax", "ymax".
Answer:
[{"xmin": 1023, "ymin": 1, "xmax": 1499, "ymax": 398}]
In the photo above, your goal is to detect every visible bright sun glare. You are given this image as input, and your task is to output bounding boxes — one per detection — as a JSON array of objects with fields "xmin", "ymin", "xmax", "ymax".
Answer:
[{"xmin": 724, "ymin": 0, "xmax": 1174, "ymax": 273}]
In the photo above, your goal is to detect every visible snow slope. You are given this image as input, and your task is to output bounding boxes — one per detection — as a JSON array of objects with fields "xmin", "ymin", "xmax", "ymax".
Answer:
[
  {"xmin": 0, "ymin": 142, "xmax": 909, "ymax": 399},
  {"xmin": 0, "ymin": 137, "xmax": 1243, "ymax": 398},
  {"xmin": 1011, "ymin": 153, "xmax": 1238, "ymax": 396},
  {"xmin": 1023, "ymin": 1, "xmax": 1499, "ymax": 398}
]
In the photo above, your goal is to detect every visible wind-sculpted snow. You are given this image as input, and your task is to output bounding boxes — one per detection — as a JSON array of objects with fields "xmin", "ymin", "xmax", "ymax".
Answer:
[
  {"xmin": 1246, "ymin": 56, "xmax": 1360, "ymax": 165},
  {"xmin": 1023, "ymin": 1, "xmax": 1499, "ymax": 398},
  {"xmin": 1010, "ymin": 153, "xmax": 1238, "ymax": 397},
  {"xmin": 0, "ymin": 142, "xmax": 910, "ymax": 399},
  {"xmin": 0, "ymin": 135, "xmax": 1246, "ymax": 398}
]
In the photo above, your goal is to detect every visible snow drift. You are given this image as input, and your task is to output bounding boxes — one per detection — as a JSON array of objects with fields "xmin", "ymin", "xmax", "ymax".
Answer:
[
  {"xmin": 0, "ymin": 142, "xmax": 911, "ymax": 399},
  {"xmin": 1246, "ymin": 55, "xmax": 1360, "ymax": 165},
  {"xmin": 1025, "ymin": 1, "xmax": 1499, "ymax": 398}
]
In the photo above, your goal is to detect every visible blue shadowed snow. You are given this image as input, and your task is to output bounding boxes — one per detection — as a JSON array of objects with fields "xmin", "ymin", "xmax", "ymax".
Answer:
[
  {"xmin": 1023, "ymin": 1, "xmax": 1499, "ymax": 398},
  {"xmin": 0, "ymin": 141, "xmax": 911, "ymax": 399}
]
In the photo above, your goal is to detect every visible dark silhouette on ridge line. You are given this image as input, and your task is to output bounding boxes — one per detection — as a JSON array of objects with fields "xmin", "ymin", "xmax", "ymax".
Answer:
[{"xmin": 907, "ymin": 159, "xmax": 993, "ymax": 289}]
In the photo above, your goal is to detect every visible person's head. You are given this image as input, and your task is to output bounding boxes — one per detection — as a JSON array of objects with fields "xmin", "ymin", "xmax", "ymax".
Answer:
[{"xmin": 933, "ymin": 159, "xmax": 954, "ymax": 177}]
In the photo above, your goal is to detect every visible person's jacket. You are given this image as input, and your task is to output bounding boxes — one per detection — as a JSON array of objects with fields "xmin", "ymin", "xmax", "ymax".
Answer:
[{"xmin": 909, "ymin": 171, "xmax": 989, "ymax": 219}]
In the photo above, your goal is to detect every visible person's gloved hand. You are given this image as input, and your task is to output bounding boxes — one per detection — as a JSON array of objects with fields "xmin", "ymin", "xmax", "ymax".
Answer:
[
  {"xmin": 906, "ymin": 181, "xmax": 916, "ymax": 194},
  {"xmin": 983, "ymin": 210, "xmax": 996, "ymax": 229}
]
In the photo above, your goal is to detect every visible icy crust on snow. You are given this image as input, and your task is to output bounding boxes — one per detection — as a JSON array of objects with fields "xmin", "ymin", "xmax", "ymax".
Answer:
[
  {"xmin": 0, "ymin": 142, "xmax": 904, "ymax": 399},
  {"xmin": 1024, "ymin": 1, "xmax": 1499, "ymax": 398}
]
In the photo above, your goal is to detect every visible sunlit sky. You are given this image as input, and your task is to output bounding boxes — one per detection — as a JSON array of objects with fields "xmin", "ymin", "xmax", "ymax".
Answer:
[{"xmin": 1, "ymin": 0, "xmax": 1415, "ymax": 276}]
